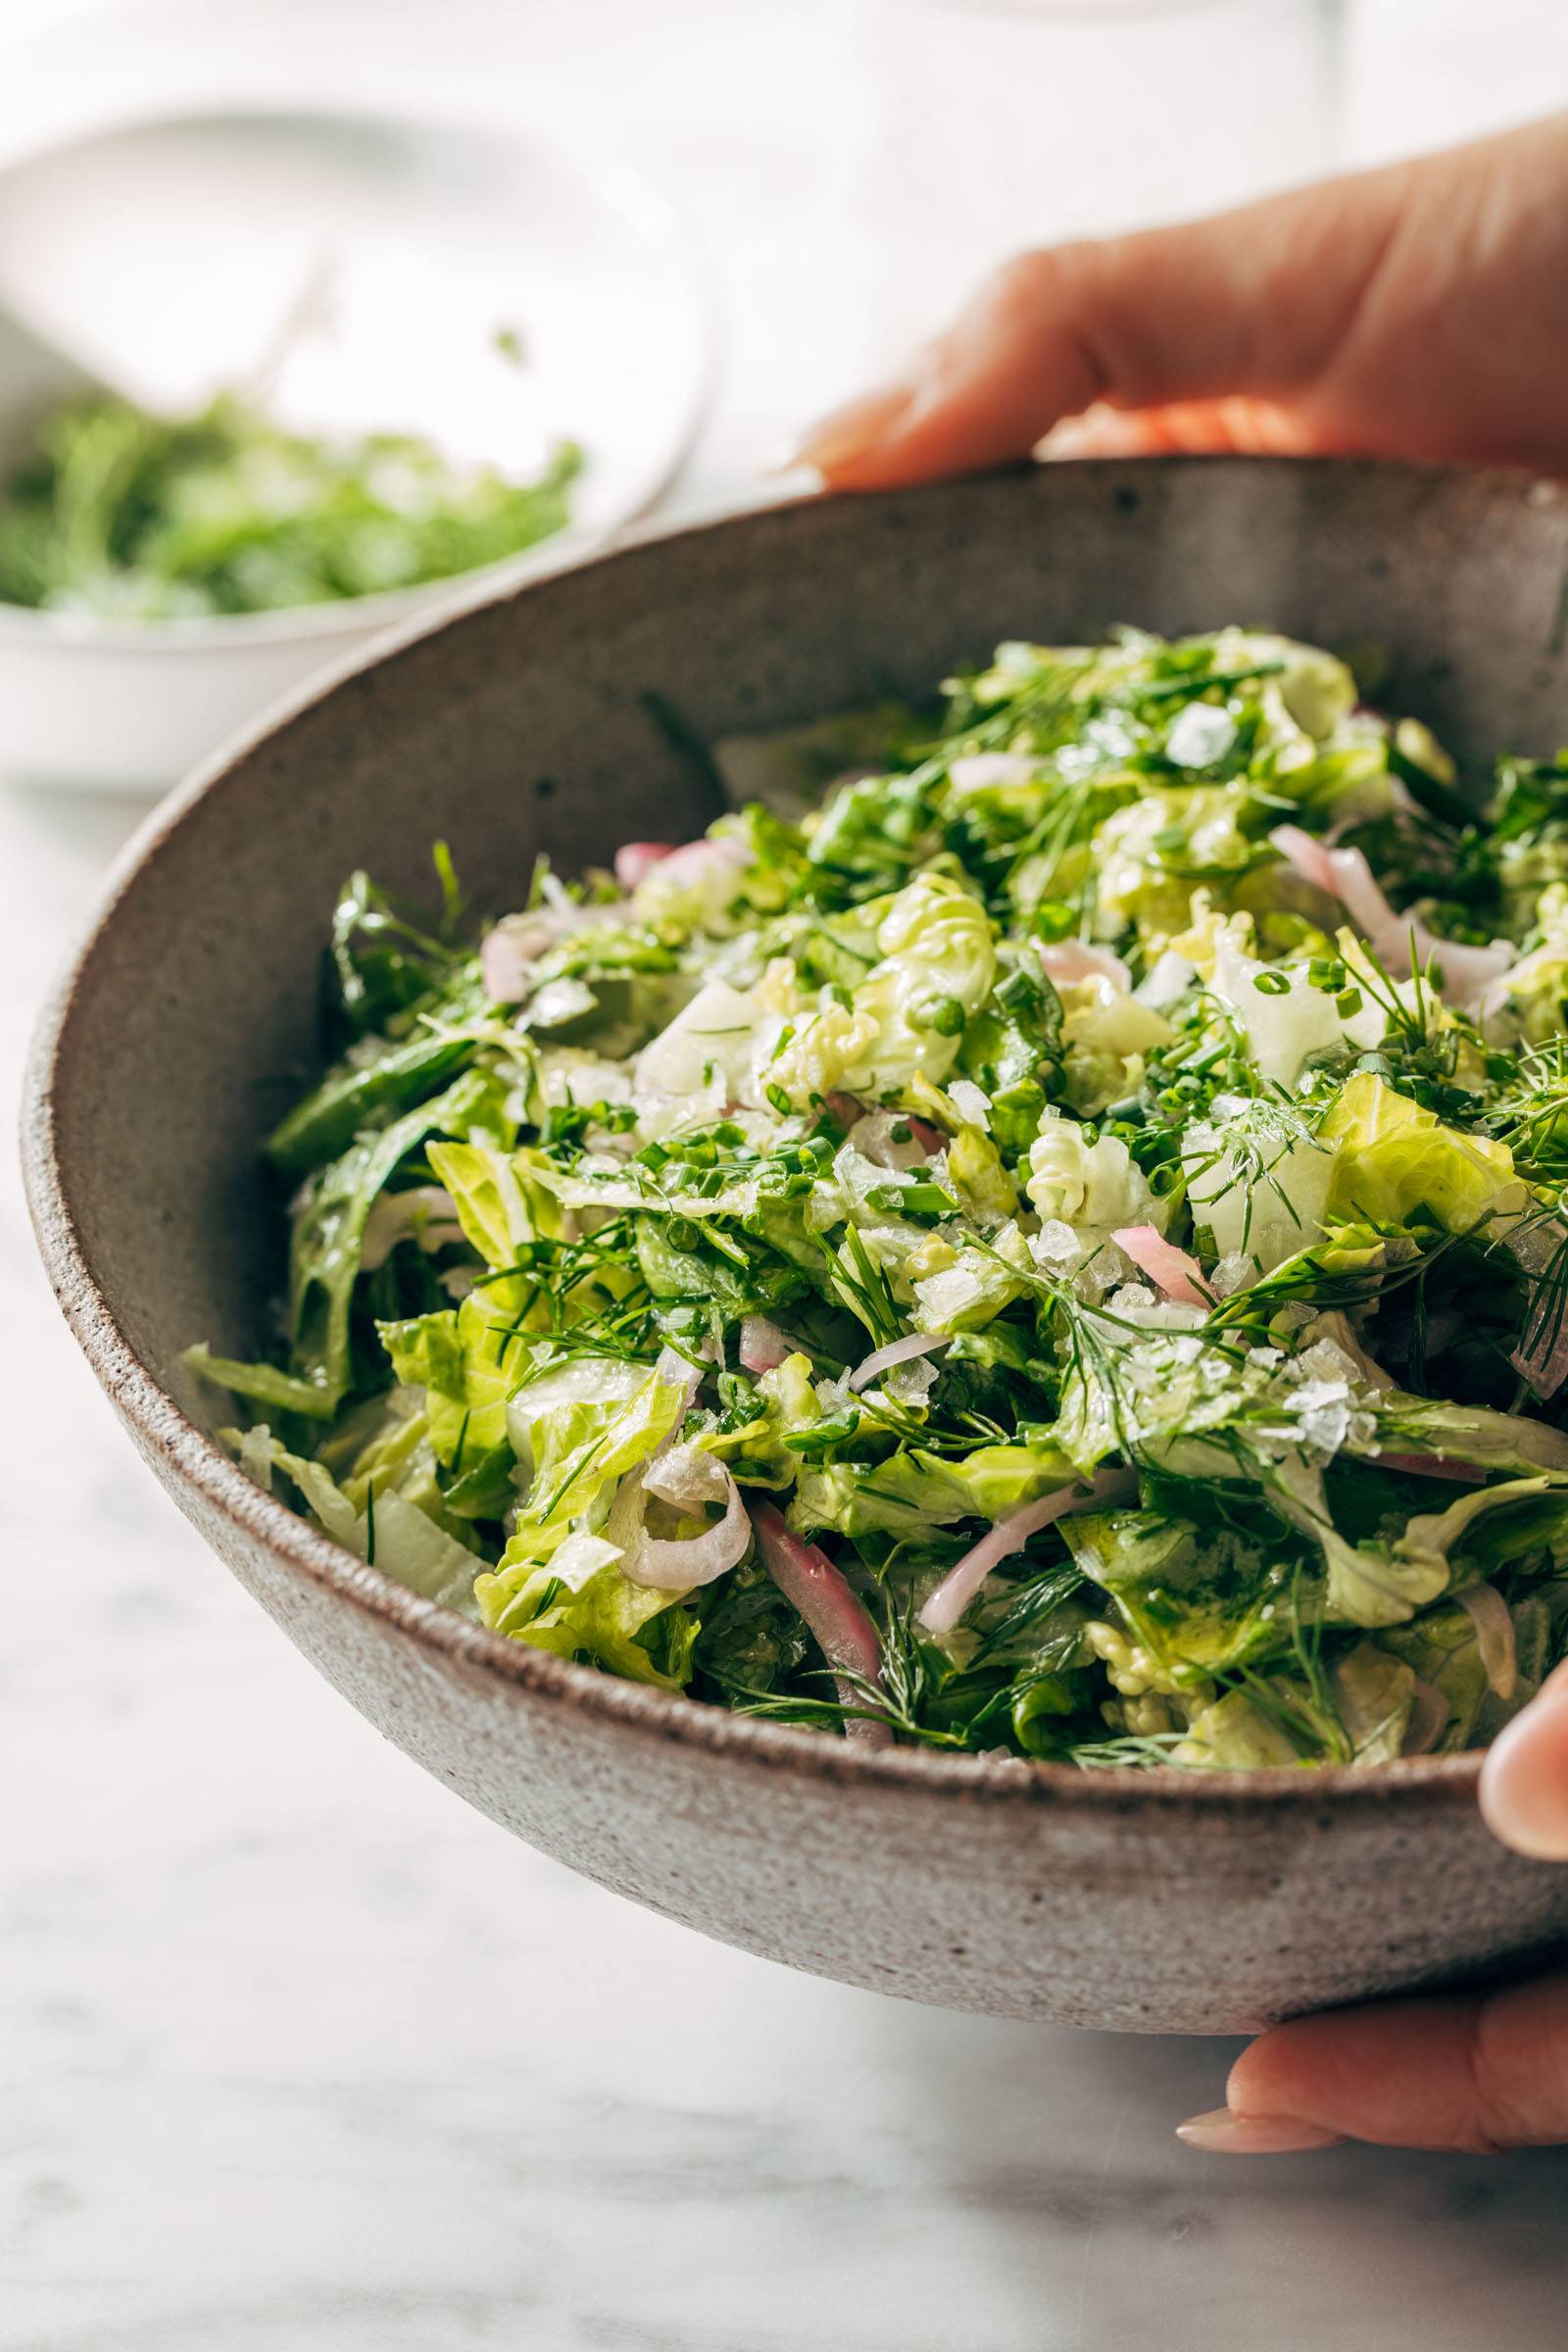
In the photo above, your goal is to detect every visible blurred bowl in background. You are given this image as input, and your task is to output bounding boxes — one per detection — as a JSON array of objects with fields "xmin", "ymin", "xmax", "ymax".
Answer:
[{"xmin": 0, "ymin": 104, "xmax": 715, "ymax": 791}]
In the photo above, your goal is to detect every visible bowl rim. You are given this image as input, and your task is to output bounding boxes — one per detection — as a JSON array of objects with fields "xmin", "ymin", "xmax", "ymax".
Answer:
[
  {"xmin": 0, "ymin": 96, "xmax": 719, "ymax": 654},
  {"xmin": 23, "ymin": 455, "xmax": 1503, "ymax": 1815}
]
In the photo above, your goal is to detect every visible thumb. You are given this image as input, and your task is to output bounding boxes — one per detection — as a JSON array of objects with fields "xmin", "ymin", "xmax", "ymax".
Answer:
[
  {"xmin": 793, "ymin": 157, "xmax": 1413, "ymax": 489},
  {"xmin": 1480, "ymin": 1659, "xmax": 1568, "ymax": 1861},
  {"xmin": 1192, "ymin": 1973, "xmax": 1568, "ymax": 2154}
]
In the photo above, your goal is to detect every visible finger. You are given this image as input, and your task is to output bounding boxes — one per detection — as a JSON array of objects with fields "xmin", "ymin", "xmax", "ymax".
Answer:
[
  {"xmin": 1180, "ymin": 1974, "xmax": 1568, "ymax": 2155},
  {"xmin": 793, "ymin": 158, "xmax": 1410, "ymax": 489},
  {"xmin": 1480, "ymin": 1658, "xmax": 1568, "ymax": 1860},
  {"xmin": 1042, "ymin": 397, "xmax": 1316, "ymax": 461}
]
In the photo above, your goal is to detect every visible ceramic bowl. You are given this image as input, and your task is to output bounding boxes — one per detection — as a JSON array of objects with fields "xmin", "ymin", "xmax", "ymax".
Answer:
[
  {"xmin": 25, "ymin": 458, "xmax": 1568, "ymax": 2033},
  {"xmin": 0, "ymin": 104, "xmax": 712, "ymax": 790}
]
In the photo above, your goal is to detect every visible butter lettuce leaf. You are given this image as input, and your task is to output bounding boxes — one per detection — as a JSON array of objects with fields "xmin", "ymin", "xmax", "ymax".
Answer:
[
  {"xmin": 479, "ymin": 1551, "xmax": 700, "ymax": 1689},
  {"xmin": 230, "ymin": 1426, "xmax": 481, "ymax": 1615},
  {"xmin": 1322, "ymin": 1070, "xmax": 1521, "ymax": 1234}
]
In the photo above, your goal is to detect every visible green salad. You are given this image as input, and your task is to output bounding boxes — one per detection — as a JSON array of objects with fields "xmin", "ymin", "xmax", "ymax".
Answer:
[
  {"xmin": 0, "ymin": 391, "xmax": 579, "ymax": 620},
  {"xmin": 193, "ymin": 626, "xmax": 1568, "ymax": 1769}
]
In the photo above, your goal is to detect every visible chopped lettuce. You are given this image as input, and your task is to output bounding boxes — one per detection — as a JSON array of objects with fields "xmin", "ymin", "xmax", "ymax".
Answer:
[
  {"xmin": 234, "ymin": 1426, "xmax": 482, "ymax": 1615},
  {"xmin": 196, "ymin": 623, "xmax": 1568, "ymax": 1767},
  {"xmin": 1064, "ymin": 1509, "xmax": 1297, "ymax": 1683},
  {"xmin": 490, "ymin": 1358, "xmax": 691, "ymax": 1578},
  {"xmin": 1322, "ymin": 1071, "xmax": 1521, "ymax": 1234},
  {"xmin": 477, "ymin": 1550, "xmax": 700, "ymax": 1689}
]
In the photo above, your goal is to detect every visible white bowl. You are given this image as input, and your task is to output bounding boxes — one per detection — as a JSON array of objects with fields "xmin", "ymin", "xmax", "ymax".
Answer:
[{"xmin": 0, "ymin": 104, "xmax": 715, "ymax": 790}]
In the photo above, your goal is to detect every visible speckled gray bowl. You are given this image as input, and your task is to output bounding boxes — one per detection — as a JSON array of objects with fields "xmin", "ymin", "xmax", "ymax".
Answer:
[{"xmin": 24, "ymin": 459, "xmax": 1568, "ymax": 2033}]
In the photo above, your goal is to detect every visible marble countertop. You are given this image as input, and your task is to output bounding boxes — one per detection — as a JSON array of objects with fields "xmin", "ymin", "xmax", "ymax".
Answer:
[{"xmin": 6, "ymin": 5, "xmax": 1568, "ymax": 2347}]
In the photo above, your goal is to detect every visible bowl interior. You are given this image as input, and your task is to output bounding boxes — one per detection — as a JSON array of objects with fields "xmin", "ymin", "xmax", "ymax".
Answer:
[{"xmin": 30, "ymin": 455, "xmax": 1568, "ymax": 1737}]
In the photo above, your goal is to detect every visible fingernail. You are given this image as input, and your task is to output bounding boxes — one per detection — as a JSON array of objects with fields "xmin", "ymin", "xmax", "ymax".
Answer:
[
  {"xmin": 1040, "ymin": 405, "xmax": 1143, "ymax": 462},
  {"xmin": 1176, "ymin": 2107, "xmax": 1348, "ymax": 2155},
  {"xmin": 784, "ymin": 383, "xmax": 917, "ymax": 475},
  {"xmin": 1039, "ymin": 416, "xmax": 1098, "ymax": 460}
]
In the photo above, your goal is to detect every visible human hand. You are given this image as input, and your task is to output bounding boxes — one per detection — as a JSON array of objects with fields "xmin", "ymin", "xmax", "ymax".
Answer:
[
  {"xmin": 792, "ymin": 115, "xmax": 1568, "ymax": 487},
  {"xmin": 1176, "ymin": 1665, "xmax": 1568, "ymax": 2155}
]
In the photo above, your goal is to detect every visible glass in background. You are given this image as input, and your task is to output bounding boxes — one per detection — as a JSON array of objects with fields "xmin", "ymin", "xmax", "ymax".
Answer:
[{"xmin": 858, "ymin": 0, "xmax": 1348, "ymax": 348}]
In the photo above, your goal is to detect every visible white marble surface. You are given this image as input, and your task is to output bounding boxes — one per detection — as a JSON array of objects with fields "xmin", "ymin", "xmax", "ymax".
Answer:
[{"xmin": 7, "ymin": 5, "xmax": 1568, "ymax": 2347}]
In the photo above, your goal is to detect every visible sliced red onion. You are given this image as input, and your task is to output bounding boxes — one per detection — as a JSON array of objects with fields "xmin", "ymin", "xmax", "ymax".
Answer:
[
  {"xmin": 483, "ymin": 871, "xmax": 623, "ymax": 1003},
  {"xmin": 820, "ymin": 1090, "xmax": 866, "ymax": 1132},
  {"xmin": 752, "ymin": 1501, "xmax": 891, "ymax": 1745},
  {"xmin": 481, "ymin": 918, "xmax": 560, "ymax": 1004},
  {"xmin": 919, "ymin": 1465, "xmax": 1139, "ymax": 1637},
  {"xmin": 1506, "ymin": 1217, "xmax": 1568, "ymax": 1399},
  {"xmin": 1371, "ymin": 1452, "xmax": 1486, "ymax": 1485},
  {"xmin": 739, "ymin": 1315, "xmax": 793, "ymax": 1375},
  {"xmin": 1112, "ymin": 1224, "xmax": 1210, "ymax": 1308},
  {"xmin": 1268, "ymin": 824, "xmax": 1514, "ymax": 1008},
  {"xmin": 1401, "ymin": 1678, "xmax": 1450, "ymax": 1756},
  {"xmin": 848, "ymin": 1332, "xmax": 951, "ymax": 1394},
  {"xmin": 1418, "ymin": 937, "xmax": 1517, "ymax": 1007},
  {"xmin": 613, "ymin": 841, "xmax": 676, "ymax": 892},
  {"xmin": 1271, "ymin": 822, "xmax": 1400, "ymax": 933},
  {"xmin": 360, "ymin": 1185, "xmax": 463, "ymax": 1272},
  {"xmin": 1456, "ymin": 1583, "xmax": 1518, "ymax": 1699},
  {"xmin": 906, "ymin": 1115, "xmax": 947, "ymax": 1156},
  {"xmin": 1512, "ymin": 1335, "xmax": 1568, "ymax": 1403},
  {"xmin": 653, "ymin": 1346, "xmax": 706, "ymax": 1413},
  {"xmin": 1038, "ymin": 940, "xmax": 1133, "ymax": 993},
  {"xmin": 615, "ymin": 1446, "xmax": 751, "ymax": 1592},
  {"xmin": 632, "ymin": 834, "xmax": 751, "ymax": 900}
]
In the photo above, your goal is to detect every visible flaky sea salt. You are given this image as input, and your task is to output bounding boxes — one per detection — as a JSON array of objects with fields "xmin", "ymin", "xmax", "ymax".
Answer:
[
  {"xmin": 913, "ymin": 1265, "xmax": 987, "ymax": 1326},
  {"xmin": 947, "ymin": 1078, "xmax": 993, "ymax": 1128},
  {"xmin": 1032, "ymin": 1218, "xmax": 1082, "ymax": 1273},
  {"xmin": 1165, "ymin": 701, "xmax": 1238, "ymax": 771},
  {"xmin": 1210, "ymin": 1250, "xmax": 1256, "ymax": 1299},
  {"xmin": 1295, "ymin": 1337, "xmax": 1362, "ymax": 1387},
  {"xmin": 1287, "ymin": 1377, "xmax": 1353, "ymax": 1457},
  {"xmin": 1106, "ymin": 1283, "xmax": 1158, "ymax": 1314},
  {"xmin": 883, "ymin": 1356, "xmax": 940, "ymax": 1407}
]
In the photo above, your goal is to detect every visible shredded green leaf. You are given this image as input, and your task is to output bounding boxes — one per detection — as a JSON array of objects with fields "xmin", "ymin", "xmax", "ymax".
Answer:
[
  {"xmin": 0, "ymin": 390, "xmax": 578, "ymax": 619},
  {"xmin": 191, "ymin": 625, "xmax": 1568, "ymax": 1764}
]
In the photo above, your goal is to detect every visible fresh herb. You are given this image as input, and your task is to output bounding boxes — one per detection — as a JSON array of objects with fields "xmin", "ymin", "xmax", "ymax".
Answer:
[{"xmin": 0, "ymin": 389, "xmax": 579, "ymax": 619}]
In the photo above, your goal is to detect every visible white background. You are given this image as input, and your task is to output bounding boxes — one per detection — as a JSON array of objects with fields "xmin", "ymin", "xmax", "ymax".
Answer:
[{"xmin": 6, "ymin": 5, "xmax": 1568, "ymax": 2347}]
